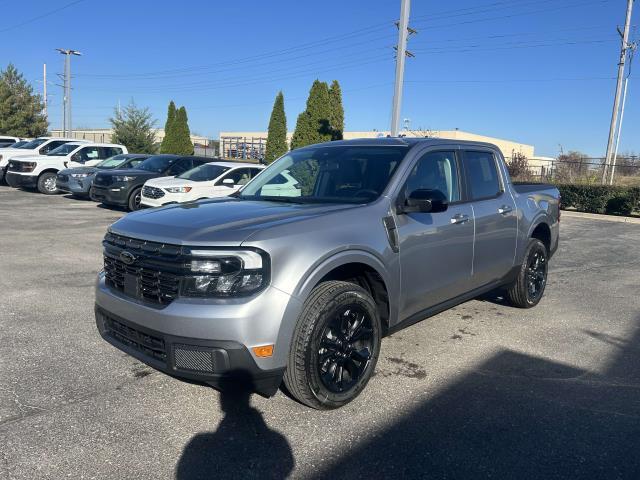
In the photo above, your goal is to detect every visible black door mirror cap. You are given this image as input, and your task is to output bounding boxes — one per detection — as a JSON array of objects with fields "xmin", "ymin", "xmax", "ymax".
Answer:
[{"xmin": 401, "ymin": 188, "xmax": 449, "ymax": 214}]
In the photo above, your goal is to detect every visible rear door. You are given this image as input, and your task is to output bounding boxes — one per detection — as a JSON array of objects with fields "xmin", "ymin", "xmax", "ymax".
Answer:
[
  {"xmin": 462, "ymin": 150, "xmax": 518, "ymax": 286},
  {"xmin": 395, "ymin": 149, "xmax": 475, "ymax": 320}
]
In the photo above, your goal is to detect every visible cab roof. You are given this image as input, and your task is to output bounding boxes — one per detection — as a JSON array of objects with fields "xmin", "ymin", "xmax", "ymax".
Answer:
[{"xmin": 298, "ymin": 136, "xmax": 500, "ymax": 151}]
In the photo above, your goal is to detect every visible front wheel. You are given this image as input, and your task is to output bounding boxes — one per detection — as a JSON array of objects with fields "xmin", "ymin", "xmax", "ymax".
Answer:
[
  {"xmin": 507, "ymin": 238, "xmax": 549, "ymax": 308},
  {"xmin": 127, "ymin": 187, "xmax": 142, "ymax": 211},
  {"xmin": 283, "ymin": 281, "xmax": 382, "ymax": 409},
  {"xmin": 37, "ymin": 172, "xmax": 59, "ymax": 195}
]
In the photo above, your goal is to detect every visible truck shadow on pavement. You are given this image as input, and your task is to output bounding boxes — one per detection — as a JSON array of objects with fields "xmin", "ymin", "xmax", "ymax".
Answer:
[
  {"xmin": 311, "ymin": 316, "xmax": 640, "ymax": 479},
  {"xmin": 175, "ymin": 371, "xmax": 294, "ymax": 480}
]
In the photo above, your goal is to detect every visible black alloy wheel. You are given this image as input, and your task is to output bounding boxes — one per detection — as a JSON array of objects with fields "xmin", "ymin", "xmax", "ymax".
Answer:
[
  {"xmin": 526, "ymin": 248, "xmax": 547, "ymax": 303},
  {"xmin": 317, "ymin": 304, "xmax": 374, "ymax": 393},
  {"xmin": 507, "ymin": 238, "xmax": 549, "ymax": 308},
  {"xmin": 284, "ymin": 280, "xmax": 382, "ymax": 409}
]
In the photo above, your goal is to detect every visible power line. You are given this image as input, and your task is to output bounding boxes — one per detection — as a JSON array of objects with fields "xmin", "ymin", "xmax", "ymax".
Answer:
[{"xmin": 0, "ymin": 0, "xmax": 88, "ymax": 33}]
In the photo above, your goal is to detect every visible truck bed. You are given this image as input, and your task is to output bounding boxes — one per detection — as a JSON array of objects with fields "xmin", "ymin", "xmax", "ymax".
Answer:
[{"xmin": 512, "ymin": 182, "xmax": 556, "ymax": 194}]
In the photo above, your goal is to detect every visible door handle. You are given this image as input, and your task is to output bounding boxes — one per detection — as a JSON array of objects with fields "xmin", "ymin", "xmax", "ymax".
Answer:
[
  {"xmin": 498, "ymin": 205, "xmax": 513, "ymax": 215},
  {"xmin": 450, "ymin": 213, "xmax": 470, "ymax": 225}
]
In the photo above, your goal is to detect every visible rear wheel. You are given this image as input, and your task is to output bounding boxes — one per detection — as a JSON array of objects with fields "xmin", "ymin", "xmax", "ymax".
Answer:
[
  {"xmin": 507, "ymin": 238, "xmax": 548, "ymax": 308},
  {"xmin": 37, "ymin": 172, "xmax": 59, "ymax": 195},
  {"xmin": 128, "ymin": 187, "xmax": 142, "ymax": 211},
  {"xmin": 283, "ymin": 281, "xmax": 381, "ymax": 409}
]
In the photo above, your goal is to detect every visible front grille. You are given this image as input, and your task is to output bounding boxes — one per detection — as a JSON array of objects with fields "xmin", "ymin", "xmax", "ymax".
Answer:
[
  {"xmin": 8, "ymin": 161, "xmax": 34, "ymax": 173},
  {"xmin": 57, "ymin": 173, "xmax": 69, "ymax": 183},
  {"xmin": 103, "ymin": 232, "xmax": 183, "ymax": 305},
  {"xmin": 94, "ymin": 173, "xmax": 113, "ymax": 186},
  {"xmin": 102, "ymin": 313, "xmax": 167, "ymax": 364},
  {"xmin": 142, "ymin": 185, "xmax": 165, "ymax": 199}
]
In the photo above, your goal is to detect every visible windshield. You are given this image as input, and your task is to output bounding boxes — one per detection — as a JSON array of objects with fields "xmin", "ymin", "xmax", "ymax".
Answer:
[
  {"xmin": 137, "ymin": 156, "xmax": 176, "ymax": 173},
  {"xmin": 11, "ymin": 141, "xmax": 28, "ymax": 148},
  {"xmin": 178, "ymin": 164, "xmax": 229, "ymax": 181},
  {"xmin": 47, "ymin": 144, "xmax": 80, "ymax": 156},
  {"xmin": 239, "ymin": 145, "xmax": 408, "ymax": 203},
  {"xmin": 96, "ymin": 154, "xmax": 129, "ymax": 169},
  {"xmin": 17, "ymin": 138, "xmax": 47, "ymax": 149}
]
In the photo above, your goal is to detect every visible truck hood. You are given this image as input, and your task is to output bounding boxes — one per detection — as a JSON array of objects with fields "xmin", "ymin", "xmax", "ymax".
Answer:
[
  {"xmin": 0, "ymin": 148, "xmax": 37, "ymax": 166},
  {"xmin": 110, "ymin": 198, "xmax": 357, "ymax": 245}
]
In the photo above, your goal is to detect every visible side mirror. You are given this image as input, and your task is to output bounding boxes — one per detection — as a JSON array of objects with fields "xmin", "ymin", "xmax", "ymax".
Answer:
[
  {"xmin": 222, "ymin": 178, "xmax": 235, "ymax": 186},
  {"xmin": 71, "ymin": 153, "xmax": 82, "ymax": 163},
  {"xmin": 401, "ymin": 189, "xmax": 448, "ymax": 214}
]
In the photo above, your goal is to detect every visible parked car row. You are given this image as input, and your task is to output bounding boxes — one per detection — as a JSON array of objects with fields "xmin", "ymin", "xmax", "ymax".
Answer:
[{"xmin": 0, "ymin": 136, "xmax": 267, "ymax": 211}]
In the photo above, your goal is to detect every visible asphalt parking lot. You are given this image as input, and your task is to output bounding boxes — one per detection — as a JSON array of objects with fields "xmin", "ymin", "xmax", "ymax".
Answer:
[{"xmin": 1, "ymin": 185, "xmax": 639, "ymax": 480}]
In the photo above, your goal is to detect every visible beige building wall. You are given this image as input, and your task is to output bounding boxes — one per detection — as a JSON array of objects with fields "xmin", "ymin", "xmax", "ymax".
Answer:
[
  {"xmin": 219, "ymin": 129, "xmax": 535, "ymax": 159},
  {"xmin": 50, "ymin": 129, "xmax": 209, "ymax": 146}
]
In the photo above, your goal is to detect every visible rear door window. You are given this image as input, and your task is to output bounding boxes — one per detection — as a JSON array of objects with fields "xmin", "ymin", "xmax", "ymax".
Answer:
[{"xmin": 463, "ymin": 151, "xmax": 502, "ymax": 200}]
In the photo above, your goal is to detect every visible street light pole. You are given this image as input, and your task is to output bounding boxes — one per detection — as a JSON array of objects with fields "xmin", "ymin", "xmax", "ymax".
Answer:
[{"xmin": 56, "ymin": 48, "xmax": 81, "ymax": 137}]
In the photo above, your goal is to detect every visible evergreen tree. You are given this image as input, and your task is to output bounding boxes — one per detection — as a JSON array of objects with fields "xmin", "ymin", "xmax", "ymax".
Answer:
[
  {"xmin": 0, "ymin": 64, "xmax": 48, "ymax": 137},
  {"xmin": 265, "ymin": 91, "xmax": 288, "ymax": 163},
  {"xmin": 160, "ymin": 100, "xmax": 176, "ymax": 153},
  {"xmin": 109, "ymin": 100, "xmax": 157, "ymax": 154},
  {"xmin": 290, "ymin": 80, "xmax": 331, "ymax": 150},
  {"xmin": 328, "ymin": 80, "xmax": 344, "ymax": 141},
  {"xmin": 172, "ymin": 106, "xmax": 194, "ymax": 155}
]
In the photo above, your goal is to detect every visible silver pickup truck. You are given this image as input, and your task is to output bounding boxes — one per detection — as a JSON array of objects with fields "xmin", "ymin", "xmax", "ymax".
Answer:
[{"xmin": 95, "ymin": 138, "xmax": 559, "ymax": 409}]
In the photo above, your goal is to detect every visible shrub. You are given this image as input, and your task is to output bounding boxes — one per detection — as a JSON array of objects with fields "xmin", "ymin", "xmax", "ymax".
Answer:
[
  {"xmin": 507, "ymin": 152, "xmax": 531, "ymax": 180},
  {"xmin": 557, "ymin": 184, "xmax": 639, "ymax": 216}
]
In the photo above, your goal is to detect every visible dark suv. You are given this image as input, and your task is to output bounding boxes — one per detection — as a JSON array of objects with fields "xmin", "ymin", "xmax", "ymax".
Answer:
[{"xmin": 91, "ymin": 155, "xmax": 212, "ymax": 211}]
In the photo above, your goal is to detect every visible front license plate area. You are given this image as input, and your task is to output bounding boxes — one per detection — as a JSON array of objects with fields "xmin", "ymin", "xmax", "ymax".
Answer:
[{"xmin": 124, "ymin": 273, "xmax": 139, "ymax": 298}]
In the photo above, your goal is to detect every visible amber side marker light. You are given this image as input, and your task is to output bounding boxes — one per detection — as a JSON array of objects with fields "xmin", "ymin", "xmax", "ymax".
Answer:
[{"xmin": 253, "ymin": 345, "xmax": 274, "ymax": 357}]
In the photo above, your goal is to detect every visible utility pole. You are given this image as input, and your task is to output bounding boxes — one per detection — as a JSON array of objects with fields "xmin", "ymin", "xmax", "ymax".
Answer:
[
  {"xmin": 43, "ymin": 63, "xmax": 47, "ymax": 120},
  {"xmin": 391, "ymin": 0, "xmax": 415, "ymax": 137},
  {"xmin": 602, "ymin": 0, "xmax": 634, "ymax": 184},
  {"xmin": 56, "ymin": 48, "xmax": 81, "ymax": 137}
]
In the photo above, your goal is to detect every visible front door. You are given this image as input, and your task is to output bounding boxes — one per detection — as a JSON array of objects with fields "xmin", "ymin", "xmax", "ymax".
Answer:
[{"xmin": 395, "ymin": 150, "xmax": 475, "ymax": 321}]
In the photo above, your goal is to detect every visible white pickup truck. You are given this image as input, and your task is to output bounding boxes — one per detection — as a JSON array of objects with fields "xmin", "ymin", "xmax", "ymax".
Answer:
[
  {"xmin": 5, "ymin": 142, "xmax": 127, "ymax": 194},
  {"xmin": 0, "ymin": 137, "xmax": 82, "ymax": 183}
]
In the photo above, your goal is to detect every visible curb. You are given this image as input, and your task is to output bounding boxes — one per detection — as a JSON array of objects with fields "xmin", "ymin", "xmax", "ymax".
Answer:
[{"xmin": 562, "ymin": 210, "xmax": 640, "ymax": 224}]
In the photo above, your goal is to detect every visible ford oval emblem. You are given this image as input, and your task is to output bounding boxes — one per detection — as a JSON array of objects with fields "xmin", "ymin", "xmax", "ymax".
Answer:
[{"xmin": 119, "ymin": 251, "xmax": 136, "ymax": 265}]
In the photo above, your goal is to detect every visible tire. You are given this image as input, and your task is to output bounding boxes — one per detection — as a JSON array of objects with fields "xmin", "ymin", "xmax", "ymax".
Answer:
[
  {"xmin": 507, "ymin": 238, "xmax": 549, "ymax": 308},
  {"xmin": 37, "ymin": 172, "xmax": 59, "ymax": 195},
  {"xmin": 283, "ymin": 280, "xmax": 382, "ymax": 410},
  {"xmin": 127, "ymin": 187, "xmax": 142, "ymax": 211}
]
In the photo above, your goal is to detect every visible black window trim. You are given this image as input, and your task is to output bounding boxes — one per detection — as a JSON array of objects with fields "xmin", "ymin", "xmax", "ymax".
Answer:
[{"xmin": 460, "ymin": 149, "xmax": 505, "ymax": 203}]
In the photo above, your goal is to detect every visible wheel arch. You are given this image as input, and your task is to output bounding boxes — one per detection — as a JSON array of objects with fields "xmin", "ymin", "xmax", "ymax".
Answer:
[{"xmin": 293, "ymin": 250, "xmax": 396, "ymax": 333}]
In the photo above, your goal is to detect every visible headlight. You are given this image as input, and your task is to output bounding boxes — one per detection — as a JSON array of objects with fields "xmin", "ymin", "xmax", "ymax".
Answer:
[
  {"xmin": 165, "ymin": 186, "xmax": 192, "ymax": 193},
  {"xmin": 181, "ymin": 248, "xmax": 269, "ymax": 297},
  {"xmin": 113, "ymin": 175, "xmax": 136, "ymax": 182},
  {"xmin": 71, "ymin": 173, "xmax": 91, "ymax": 178}
]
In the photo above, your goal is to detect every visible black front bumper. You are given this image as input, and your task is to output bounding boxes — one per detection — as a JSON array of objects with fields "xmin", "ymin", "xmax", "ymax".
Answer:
[
  {"xmin": 90, "ymin": 185, "xmax": 129, "ymax": 206},
  {"xmin": 95, "ymin": 306, "xmax": 284, "ymax": 397},
  {"xmin": 5, "ymin": 172, "xmax": 37, "ymax": 188}
]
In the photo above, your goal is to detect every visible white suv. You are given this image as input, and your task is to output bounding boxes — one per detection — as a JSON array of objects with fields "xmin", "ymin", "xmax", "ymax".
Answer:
[
  {"xmin": 141, "ymin": 161, "xmax": 264, "ymax": 207},
  {"xmin": 0, "ymin": 137, "xmax": 82, "ymax": 183},
  {"xmin": 5, "ymin": 142, "xmax": 128, "ymax": 194}
]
